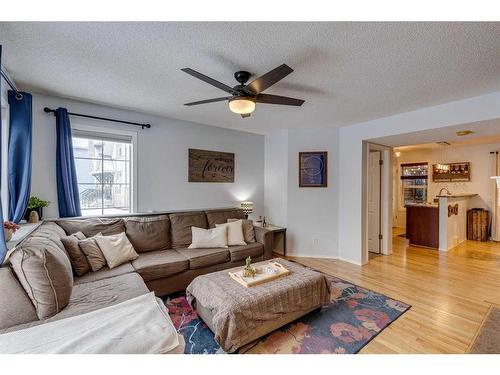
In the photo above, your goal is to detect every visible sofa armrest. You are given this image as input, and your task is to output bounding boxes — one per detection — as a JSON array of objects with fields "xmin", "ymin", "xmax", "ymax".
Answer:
[{"xmin": 254, "ymin": 226, "xmax": 274, "ymax": 260}]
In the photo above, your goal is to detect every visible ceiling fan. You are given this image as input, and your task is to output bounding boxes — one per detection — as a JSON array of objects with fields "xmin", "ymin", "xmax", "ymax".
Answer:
[{"xmin": 181, "ymin": 64, "xmax": 305, "ymax": 118}]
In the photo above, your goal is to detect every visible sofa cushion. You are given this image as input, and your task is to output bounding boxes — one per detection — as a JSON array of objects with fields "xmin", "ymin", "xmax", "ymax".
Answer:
[
  {"xmin": 79, "ymin": 234, "xmax": 106, "ymax": 272},
  {"xmin": 176, "ymin": 247, "xmax": 230, "ymax": 269},
  {"xmin": 9, "ymin": 239, "xmax": 73, "ymax": 320},
  {"xmin": 125, "ymin": 215, "xmax": 171, "ymax": 253},
  {"xmin": 74, "ymin": 262, "xmax": 135, "ymax": 285},
  {"xmin": 131, "ymin": 250, "xmax": 189, "ymax": 281},
  {"xmin": 228, "ymin": 218, "xmax": 255, "ymax": 243},
  {"xmin": 169, "ymin": 211, "xmax": 208, "ymax": 249},
  {"xmin": 61, "ymin": 231, "xmax": 90, "ymax": 276},
  {"xmin": 56, "ymin": 218, "xmax": 125, "ymax": 237},
  {"xmin": 0, "ymin": 267, "xmax": 38, "ymax": 331},
  {"xmin": 25, "ymin": 222, "xmax": 68, "ymax": 254},
  {"xmin": 205, "ymin": 208, "xmax": 245, "ymax": 228},
  {"xmin": 49, "ymin": 273, "xmax": 149, "ymax": 321},
  {"xmin": 228, "ymin": 243, "xmax": 264, "ymax": 262},
  {"xmin": 0, "ymin": 320, "xmax": 45, "ymax": 335}
]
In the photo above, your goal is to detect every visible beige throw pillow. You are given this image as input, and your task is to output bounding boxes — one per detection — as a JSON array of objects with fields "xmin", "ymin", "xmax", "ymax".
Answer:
[
  {"xmin": 61, "ymin": 231, "xmax": 90, "ymax": 276},
  {"xmin": 79, "ymin": 233, "xmax": 106, "ymax": 272},
  {"xmin": 9, "ymin": 240, "xmax": 73, "ymax": 320},
  {"xmin": 227, "ymin": 218, "xmax": 255, "ymax": 243},
  {"xmin": 188, "ymin": 226, "xmax": 228, "ymax": 249},
  {"xmin": 95, "ymin": 232, "xmax": 139, "ymax": 269},
  {"xmin": 216, "ymin": 220, "xmax": 246, "ymax": 246}
]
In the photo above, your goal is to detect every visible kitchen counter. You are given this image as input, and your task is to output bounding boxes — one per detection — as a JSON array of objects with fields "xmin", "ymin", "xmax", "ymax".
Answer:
[
  {"xmin": 405, "ymin": 204, "xmax": 439, "ymax": 248},
  {"xmin": 438, "ymin": 194, "xmax": 476, "ymax": 251},
  {"xmin": 405, "ymin": 203, "xmax": 439, "ymax": 208},
  {"xmin": 405, "ymin": 193, "xmax": 478, "ymax": 251},
  {"xmin": 436, "ymin": 193, "xmax": 478, "ymax": 198}
]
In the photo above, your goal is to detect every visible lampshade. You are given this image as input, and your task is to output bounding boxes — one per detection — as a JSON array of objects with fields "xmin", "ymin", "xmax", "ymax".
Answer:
[
  {"xmin": 240, "ymin": 201, "xmax": 253, "ymax": 216},
  {"xmin": 229, "ymin": 97, "xmax": 256, "ymax": 115}
]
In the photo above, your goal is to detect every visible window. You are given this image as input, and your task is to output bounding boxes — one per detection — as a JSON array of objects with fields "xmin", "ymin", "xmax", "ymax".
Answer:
[
  {"xmin": 72, "ymin": 131, "xmax": 133, "ymax": 216},
  {"xmin": 400, "ymin": 162, "xmax": 428, "ymax": 207}
]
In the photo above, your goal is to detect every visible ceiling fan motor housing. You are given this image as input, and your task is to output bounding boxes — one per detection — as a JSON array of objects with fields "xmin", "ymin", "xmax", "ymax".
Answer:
[{"xmin": 234, "ymin": 70, "xmax": 251, "ymax": 85}]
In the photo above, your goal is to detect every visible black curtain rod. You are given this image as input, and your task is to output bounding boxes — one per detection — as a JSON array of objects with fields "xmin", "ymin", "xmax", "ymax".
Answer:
[
  {"xmin": 43, "ymin": 107, "xmax": 151, "ymax": 129},
  {"xmin": 1, "ymin": 68, "xmax": 23, "ymax": 100}
]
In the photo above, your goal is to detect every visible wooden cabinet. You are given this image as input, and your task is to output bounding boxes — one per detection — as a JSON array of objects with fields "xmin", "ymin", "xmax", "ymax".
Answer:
[{"xmin": 406, "ymin": 205, "xmax": 439, "ymax": 249}]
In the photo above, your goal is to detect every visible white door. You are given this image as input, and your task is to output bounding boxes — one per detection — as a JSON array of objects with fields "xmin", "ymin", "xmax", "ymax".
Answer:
[{"xmin": 368, "ymin": 151, "xmax": 381, "ymax": 253}]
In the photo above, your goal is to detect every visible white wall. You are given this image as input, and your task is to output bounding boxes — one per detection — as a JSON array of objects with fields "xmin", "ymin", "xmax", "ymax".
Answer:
[
  {"xmin": 393, "ymin": 143, "xmax": 499, "ymax": 227},
  {"xmin": 264, "ymin": 129, "xmax": 288, "ymax": 227},
  {"xmin": 339, "ymin": 91, "xmax": 500, "ymax": 265},
  {"xmin": 264, "ymin": 127, "xmax": 339, "ymax": 258},
  {"xmin": 287, "ymin": 128, "xmax": 339, "ymax": 258},
  {"xmin": 30, "ymin": 93, "xmax": 265, "ymax": 219}
]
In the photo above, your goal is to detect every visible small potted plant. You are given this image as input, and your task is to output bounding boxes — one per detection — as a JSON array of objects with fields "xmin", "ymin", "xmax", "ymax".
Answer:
[
  {"xmin": 4, "ymin": 221, "xmax": 21, "ymax": 242},
  {"xmin": 24, "ymin": 196, "xmax": 50, "ymax": 222},
  {"xmin": 242, "ymin": 256, "xmax": 256, "ymax": 278}
]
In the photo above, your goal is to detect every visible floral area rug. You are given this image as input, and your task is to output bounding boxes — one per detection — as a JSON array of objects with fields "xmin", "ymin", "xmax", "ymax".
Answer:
[{"xmin": 164, "ymin": 272, "xmax": 410, "ymax": 354}]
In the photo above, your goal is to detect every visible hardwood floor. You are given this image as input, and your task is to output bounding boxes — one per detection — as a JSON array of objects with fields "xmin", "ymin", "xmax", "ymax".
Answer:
[{"xmin": 287, "ymin": 230, "xmax": 500, "ymax": 353}]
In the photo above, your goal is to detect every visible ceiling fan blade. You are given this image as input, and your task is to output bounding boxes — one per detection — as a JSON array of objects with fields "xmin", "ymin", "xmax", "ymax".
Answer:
[
  {"xmin": 241, "ymin": 113, "xmax": 251, "ymax": 119},
  {"xmin": 245, "ymin": 64, "xmax": 294, "ymax": 94},
  {"xmin": 255, "ymin": 94, "xmax": 305, "ymax": 106},
  {"xmin": 181, "ymin": 68, "xmax": 239, "ymax": 95},
  {"xmin": 184, "ymin": 97, "xmax": 232, "ymax": 106}
]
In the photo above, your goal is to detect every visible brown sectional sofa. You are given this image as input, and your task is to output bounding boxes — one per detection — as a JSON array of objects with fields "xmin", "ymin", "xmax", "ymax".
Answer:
[{"xmin": 0, "ymin": 207, "xmax": 273, "ymax": 335}]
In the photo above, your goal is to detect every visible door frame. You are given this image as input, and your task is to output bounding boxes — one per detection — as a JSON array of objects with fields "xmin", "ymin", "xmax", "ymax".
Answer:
[
  {"xmin": 363, "ymin": 142, "xmax": 393, "ymax": 260},
  {"xmin": 368, "ymin": 150, "xmax": 382, "ymax": 254}
]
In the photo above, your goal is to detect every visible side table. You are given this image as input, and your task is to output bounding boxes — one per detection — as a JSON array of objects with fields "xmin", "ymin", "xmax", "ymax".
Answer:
[{"xmin": 255, "ymin": 224, "xmax": 287, "ymax": 256}]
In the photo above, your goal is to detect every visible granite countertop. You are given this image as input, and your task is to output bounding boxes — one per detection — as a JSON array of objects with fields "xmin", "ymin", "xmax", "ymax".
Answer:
[
  {"xmin": 436, "ymin": 193, "xmax": 478, "ymax": 198},
  {"xmin": 405, "ymin": 203, "xmax": 439, "ymax": 208}
]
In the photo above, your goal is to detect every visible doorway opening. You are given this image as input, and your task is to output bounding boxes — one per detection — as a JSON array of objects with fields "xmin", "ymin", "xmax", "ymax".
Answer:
[{"xmin": 363, "ymin": 117, "xmax": 500, "ymax": 264}]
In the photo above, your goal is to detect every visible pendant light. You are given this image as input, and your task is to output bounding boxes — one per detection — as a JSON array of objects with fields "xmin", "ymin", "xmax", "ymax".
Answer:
[{"xmin": 435, "ymin": 141, "xmax": 450, "ymax": 172}]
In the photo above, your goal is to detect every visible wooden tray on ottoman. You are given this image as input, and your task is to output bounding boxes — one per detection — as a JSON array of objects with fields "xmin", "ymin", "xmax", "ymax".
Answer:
[{"xmin": 228, "ymin": 261, "xmax": 290, "ymax": 287}]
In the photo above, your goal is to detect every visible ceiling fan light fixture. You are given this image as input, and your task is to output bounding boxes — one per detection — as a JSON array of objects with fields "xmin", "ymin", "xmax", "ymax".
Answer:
[{"xmin": 228, "ymin": 97, "xmax": 256, "ymax": 115}]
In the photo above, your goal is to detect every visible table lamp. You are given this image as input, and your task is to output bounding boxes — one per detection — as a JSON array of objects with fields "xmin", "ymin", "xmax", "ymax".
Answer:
[{"xmin": 240, "ymin": 201, "xmax": 253, "ymax": 219}]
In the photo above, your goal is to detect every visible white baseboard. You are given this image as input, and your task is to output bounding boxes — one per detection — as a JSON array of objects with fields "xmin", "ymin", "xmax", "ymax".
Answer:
[
  {"xmin": 284, "ymin": 251, "xmax": 338, "ymax": 259},
  {"xmin": 337, "ymin": 257, "xmax": 363, "ymax": 266},
  {"xmin": 284, "ymin": 251, "xmax": 363, "ymax": 266}
]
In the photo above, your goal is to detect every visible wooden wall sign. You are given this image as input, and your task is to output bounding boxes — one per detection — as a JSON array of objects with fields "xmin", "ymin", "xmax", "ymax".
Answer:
[
  {"xmin": 448, "ymin": 203, "xmax": 459, "ymax": 217},
  {"xmin": 188, "ymin": 148, "xmax": 235, "ymax": 183}
]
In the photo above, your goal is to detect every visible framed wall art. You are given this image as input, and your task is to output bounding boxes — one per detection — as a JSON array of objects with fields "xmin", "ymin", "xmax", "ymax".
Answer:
[{"xmin": 299, "ymin": 151, "xmax": 328, "ymax": 187}]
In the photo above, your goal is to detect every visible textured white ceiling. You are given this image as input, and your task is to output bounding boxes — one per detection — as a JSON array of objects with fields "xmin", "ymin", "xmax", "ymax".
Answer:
[
  {"xmin": 374, "ymin": 118, "xmax": 500, "ymax": 149},
  {"xmin": 1, "ymin": 22, "xmax": 499, "ymax": 134}
]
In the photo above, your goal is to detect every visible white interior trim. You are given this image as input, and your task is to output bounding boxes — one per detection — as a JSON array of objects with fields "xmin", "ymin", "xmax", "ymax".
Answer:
[
  {"xmin": 70, "ymin": 122, "xmax": 139, "ymax": 214},
  {"xmin": 362, "ymin": 142, "xmax": 393, "ymax": 263}
]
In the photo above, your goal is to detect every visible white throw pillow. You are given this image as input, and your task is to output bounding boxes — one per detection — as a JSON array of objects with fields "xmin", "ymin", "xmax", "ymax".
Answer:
[
  {"xmin": 216, "ymin": 220, "xmax": 247, "ymax": 246},
  {"xmin": 188, "ymin": 226, "xmax": 228, "ymax": 249},
  {"xmin": 95, "ymin": 232, "xmax": 139, "ymax": 269}
]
